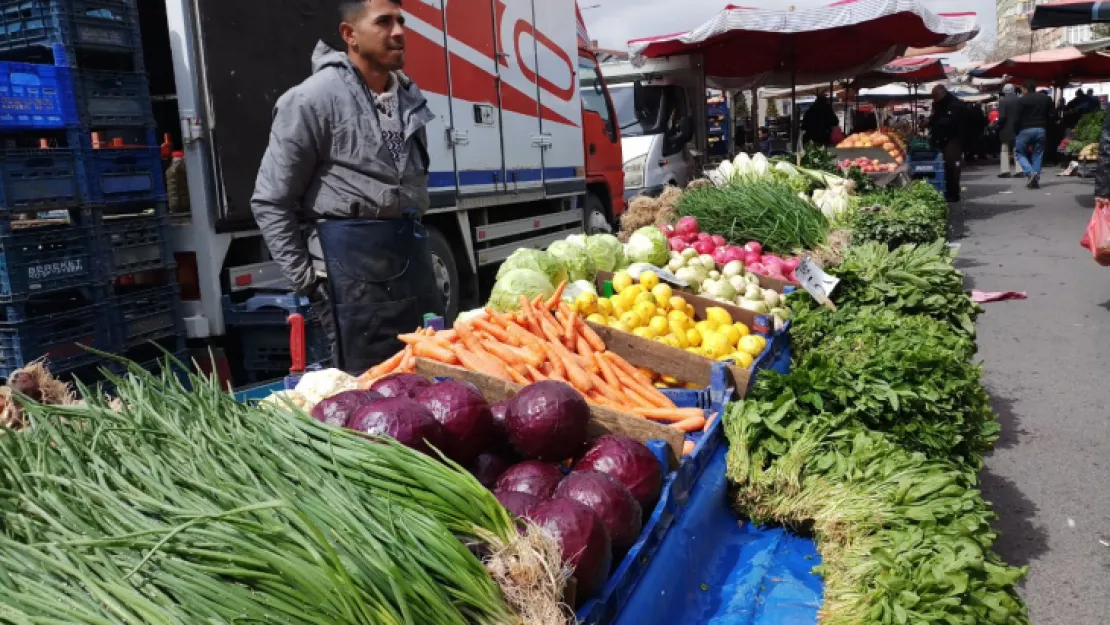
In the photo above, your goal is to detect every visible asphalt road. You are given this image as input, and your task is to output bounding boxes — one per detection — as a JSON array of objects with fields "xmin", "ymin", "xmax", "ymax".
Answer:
[{"xmin": 949, "ymin": 166, "xmax": 1110, "ymax": 625}]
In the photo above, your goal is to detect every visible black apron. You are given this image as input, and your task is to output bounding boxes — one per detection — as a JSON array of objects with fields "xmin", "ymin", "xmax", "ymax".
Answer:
[{"xmin": 316, "ymin": 217, "xmax": 444, "ymax": 374}]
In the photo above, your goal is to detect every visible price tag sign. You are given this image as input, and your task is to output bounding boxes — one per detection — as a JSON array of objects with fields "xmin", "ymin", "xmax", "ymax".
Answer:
[
  {"xmin": 624, "ymin": 264, "xmax": 688, "ymax": 288},
  {"xmin": 794, "ymin": 258, "xmax": 840, "ymax": 309}
]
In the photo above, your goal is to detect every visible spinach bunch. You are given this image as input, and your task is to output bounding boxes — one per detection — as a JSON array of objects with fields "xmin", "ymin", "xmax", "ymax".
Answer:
[
  {"xmin": 796, "ymin": 240, "xmax": 981, "ymax": 336},
  {"xmin": 725, "ymin": 412, "xmax": 1031, "ymax": 625},
  {"xmin": 754, "ymin": 309, "xmax": 997, "ymax": 466},
  {"xmin": 851, "ymin": 182, "xmax": 949, "ymax": 250},
  {"xmin": 1075, "ymin": 109, "xmax": 1105, "ymax": 143}
]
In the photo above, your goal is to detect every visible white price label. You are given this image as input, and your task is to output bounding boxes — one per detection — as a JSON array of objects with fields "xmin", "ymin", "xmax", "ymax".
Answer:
[{"xmin": 794, "ymin": 258, "xmax": 840, "ymax": 304}]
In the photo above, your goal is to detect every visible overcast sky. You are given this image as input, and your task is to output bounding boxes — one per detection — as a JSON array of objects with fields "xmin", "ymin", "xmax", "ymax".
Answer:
[{"xmin": 581, "ymin": 0, "xmax": 997, "ymax": 63}]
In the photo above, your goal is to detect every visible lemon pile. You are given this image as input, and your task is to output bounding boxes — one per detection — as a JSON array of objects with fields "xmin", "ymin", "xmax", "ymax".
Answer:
[{"xmin": 571, "ymin": 270, "xmax": 768, "ymax": 368}]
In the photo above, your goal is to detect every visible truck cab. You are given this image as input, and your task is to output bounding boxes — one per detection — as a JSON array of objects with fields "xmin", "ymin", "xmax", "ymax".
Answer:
[{"xmin": 140, "ymin": 0, "xmax": 623, "ymax": 365}]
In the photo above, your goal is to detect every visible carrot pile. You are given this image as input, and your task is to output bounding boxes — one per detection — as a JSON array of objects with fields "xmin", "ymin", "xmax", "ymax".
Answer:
[{"xmin": 357, "ymin": 283, "xmax": 708, "ymax": 435}]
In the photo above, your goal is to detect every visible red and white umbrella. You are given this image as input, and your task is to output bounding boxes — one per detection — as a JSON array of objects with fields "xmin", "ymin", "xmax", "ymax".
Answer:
[
  {"xmin": 971, "ymin": 47, "xmax": 1110, "ymax": 83},
  {"xmin": 627, "ymin": 0, "xmax": 979, "ymax": 89},
  {"xmin": 1030, "ymin": 0, "xmax": 1110, "ymax": 30}
]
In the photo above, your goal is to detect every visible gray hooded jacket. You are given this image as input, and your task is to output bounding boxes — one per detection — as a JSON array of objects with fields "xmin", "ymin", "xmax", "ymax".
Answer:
[{"xmin": 251, "ymin": 42, "xmax": 436, "ymax": 295}]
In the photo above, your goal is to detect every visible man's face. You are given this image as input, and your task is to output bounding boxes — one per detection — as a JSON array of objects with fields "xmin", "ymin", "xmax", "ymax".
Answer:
[{"xmin": 342, "ymin": 0, "xmax": 406, "ymax": 71}]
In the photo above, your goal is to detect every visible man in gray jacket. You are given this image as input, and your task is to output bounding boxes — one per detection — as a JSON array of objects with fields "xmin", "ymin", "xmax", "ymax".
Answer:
[{"xmin": 251, "ymin": 0, "xmax": 443, "ymax": 374}]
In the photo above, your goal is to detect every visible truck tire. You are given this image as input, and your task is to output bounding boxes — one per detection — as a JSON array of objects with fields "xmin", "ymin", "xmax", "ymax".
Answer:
[
  {"xmin": 585, "ymin": 192, "xmax": 613, "ymax": 234},
  {"xmin": 426, "ymin": 225, "xmax": 460, "ymax": 323}
]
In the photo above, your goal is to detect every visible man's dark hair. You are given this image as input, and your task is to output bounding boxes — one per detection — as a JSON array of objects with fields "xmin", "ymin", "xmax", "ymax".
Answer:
[
  {"xmin": 1088, "ymin": 88, "xmax": 1095, "ymax": 95},
  {"xmin": 1024, "ymin": 79, "xmax": 1037, "ymax": 92},
  {"xmin": 339, "ymin": 0, "xmax": 400, "ymax": 20}
]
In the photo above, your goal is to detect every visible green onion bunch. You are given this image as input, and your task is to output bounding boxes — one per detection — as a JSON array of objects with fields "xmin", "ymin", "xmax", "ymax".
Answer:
[{"xmin": 0, "ymin": 361, "xmax": 524, "ymax": 625}]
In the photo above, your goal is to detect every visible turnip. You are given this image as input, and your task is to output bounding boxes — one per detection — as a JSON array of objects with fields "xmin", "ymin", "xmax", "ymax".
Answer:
[
  {"xmin": 680, "ymin": 247, "xmax": 699, "ymax": 260},
  {"xmin": 696, "ymin": 232, "xmax": 713, "ymax": 243},
  {"xmin": 721, "ymin": 260, "xmax": 744, "ymax": 279},
  {"xmin": 722, "ymin": 246, "xmax": 747, "ymax": 264},
  {"xmin": 782, "ymin": 257, "xmax": 801, "ymax": 272},
  {"xmin": 744, "ymin": 241, "xmax": 763, "ymax": 256},
  {"xmin": 681, "ymin": 232, "xmax": 699, "ymax": 244},
  {"xmin": 711, "ymin": 246, "xmax": 729, "ymax": 265},
  {"xmin": 710, "ymin": 234, "xmax": 727, "ymax": 247},
  {"xmin": 693, "ymin": 240, "xmax": 715, "ymax": 255},
  {"xmin": 744, "ymin": 252, "xmax": 761, "ymax": 266},
  {"xmin": 669, "ymin": 237, "xmax": 689, "ymax": 252}
]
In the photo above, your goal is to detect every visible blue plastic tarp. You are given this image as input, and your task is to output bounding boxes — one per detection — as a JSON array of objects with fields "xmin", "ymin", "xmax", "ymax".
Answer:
[{"xmin": 613, "ymin": 446, "xmax": 823, "ymax": 625}]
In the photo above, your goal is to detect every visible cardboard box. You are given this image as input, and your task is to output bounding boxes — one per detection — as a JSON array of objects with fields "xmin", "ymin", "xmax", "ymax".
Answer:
[{"xmin": 414, "ymin": 358, "xmax": 686, "ymax": 468}]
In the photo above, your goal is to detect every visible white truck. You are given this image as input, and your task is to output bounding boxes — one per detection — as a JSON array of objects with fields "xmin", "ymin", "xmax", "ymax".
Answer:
[{"xmin": 142, "ymin": 0, "xmax": 624, "ymax": 339}]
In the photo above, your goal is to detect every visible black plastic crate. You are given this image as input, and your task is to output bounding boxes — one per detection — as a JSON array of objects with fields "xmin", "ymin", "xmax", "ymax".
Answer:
[
  {"xmin": 222, "ymin": 293, "xmax": 313, "ymax": 326},
  {"xmin": 0, "ymin": 299, "xmax": 110, "ymax": 377},
  {"xmin": 237, "ymin": 324, "xmax": 330, "ymax": 377},
  {"xmin": 0, "ymin": 147, "xmax": 83, "ymax": 211},
  {"xmin": 0, "ymin": 283, "xmax": 100, "ymax": 322},
  {"xmin": 96, "ymin": 210, "xmax": 172, "ymax": 276},
  {"xmin": 0, "ymin": 1, "xmax": 142, "ymax": 56},
  {"xmin": 0, "ymin": 219, "xmax": 98, "ymax": 300},
  {"xmin": 109, "ymin": 283, "xmax": 181, "ymax": 351},
  {"xmin": 75, "ymin": 68, "xmax": 152, "ymax": 127}
]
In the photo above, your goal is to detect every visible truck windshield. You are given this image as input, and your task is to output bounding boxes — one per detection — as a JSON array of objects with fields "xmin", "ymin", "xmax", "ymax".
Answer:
[{"xmin": 608, "ymin": 85, "xmax": 653, "ymax": 138}]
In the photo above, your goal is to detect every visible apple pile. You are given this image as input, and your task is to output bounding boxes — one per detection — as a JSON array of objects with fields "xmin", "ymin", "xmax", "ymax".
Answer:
[{"xmin": 661, "ymin": 216, "xmax": 800, "ymax": 284}]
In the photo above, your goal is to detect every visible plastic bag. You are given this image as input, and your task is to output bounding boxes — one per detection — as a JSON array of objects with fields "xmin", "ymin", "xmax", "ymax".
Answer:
[{"xmin": 1080, "ymin": 198, "xmax": 1110, "ymax": 266}]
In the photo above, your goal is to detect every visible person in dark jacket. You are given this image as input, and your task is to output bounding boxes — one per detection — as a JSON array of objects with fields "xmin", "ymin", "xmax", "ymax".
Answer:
[
  {"xmin": 996, "ymin": 84, "xmax": 1020, "ymax": 178},
  {"xmin": 964, "ymin": 104, "xmax": 986, "ymax": 162},
  {"xmin": 1013, "ymin": 79, "xmax": 1055, "ymax": 189},
  {"xmin": 1095, "ymin": 99, "xmax": 1110, "ymax": 200},
  {"xmin": 251, "ymin": 0, "xmax": 443, "ymax": 373},
  {"xmin": 801, "ymin": 94, "xmax": 838, "ymax": 147},
  {"xmin": 929, "ymin": 85, "xmax": 967, "ymax": 203}
]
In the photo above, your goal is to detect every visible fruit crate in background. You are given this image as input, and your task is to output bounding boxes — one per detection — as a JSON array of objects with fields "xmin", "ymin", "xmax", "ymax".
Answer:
[
  {"xmin": 95, "ymin": 209, "xmax": 172, "ymax": 277},
  {"xmin": 0, "ymin": 217, "xmax": 98, "ymax": 300},
  {"xmin": 108, "ymin": 282, "xmax": 182, "ymax": 352},
  {"xmin": 0, "ymin": 299, "xmax": 110, "ymax": 377},
  {"xmin": 0, "ymin": 0, "xmax": 142, "ymax": 58},
  {"xmin": 0, "ymin": 148, "xmax": 84, "ymax": 211}
]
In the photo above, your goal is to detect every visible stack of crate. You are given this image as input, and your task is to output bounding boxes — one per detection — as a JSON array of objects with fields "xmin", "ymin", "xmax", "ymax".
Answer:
[{"xmin": 0, "ymin": 0, "xmax": 184, "ymax": 382}]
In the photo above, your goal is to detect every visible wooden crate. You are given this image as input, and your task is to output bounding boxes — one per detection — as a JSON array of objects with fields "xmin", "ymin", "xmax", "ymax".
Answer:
[{"xmin": 414, "ymin": 358, "xmax": 686, "ymax": 468}]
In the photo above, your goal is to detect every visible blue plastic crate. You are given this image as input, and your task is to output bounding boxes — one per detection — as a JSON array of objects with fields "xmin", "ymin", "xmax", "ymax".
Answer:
[
  {"xmin": 222, "ymin": 293, "xmax": 314, "ymax": 327},
  {"xmin": 0, "ymin": 300, "xmax": 110, "ymax": 376},
  {"xmin": 0, "ymin": 147, "xmax": 82, "ymax": 211},
  {"xmin": 0, "ymin": 61, "xmax": 78, "ymax": 129},
  {"xmin": 81, "ymin": 145, "xmax": 165, "ymax": 205},
  {"xmin": 0, "ymin": 0, "xmax": 142, "ymax": 56},
  {"xmin": 75, "ymin": 69, "xmax": 153, "ymax": 127},
  {"xmin": 109, "ymin": 284, "xmax": 182, "ymax": 351},
  {"xmin": 96, "ymin": 211, "xmax": 172, "ymax": 276},
  {"xmin": 237, "ymin": 324, "xmax": 330, "ymax": 376},
  {"xmin": 909, "ymin": 154, "xmax": 944, "ymax": 176},
  {"xmin": 0, "ymin": 220, "xmax": 97, "ymax": 300}
]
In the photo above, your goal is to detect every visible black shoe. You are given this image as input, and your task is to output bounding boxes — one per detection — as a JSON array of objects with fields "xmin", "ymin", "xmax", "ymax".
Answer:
[
  {"xmin": 946, "ymin": 196, "xmax": 961, "ymax": 203},
  {"xmin": 1029, "ymin": 175, "xmax": 1040, "ymax": 189},
  {"xmin": 998, "ymin": 173, "xmax": 1012, "ymax": 178}
]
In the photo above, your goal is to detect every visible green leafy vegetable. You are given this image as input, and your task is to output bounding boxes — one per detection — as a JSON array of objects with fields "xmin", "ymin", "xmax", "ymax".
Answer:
[
  {"xmin": 851, "ymin": 182, "xmax": 949, "ymax": 249},
  {"xmin": 676, "ymin": 179, "xmax": 828, "ymax": 253}
]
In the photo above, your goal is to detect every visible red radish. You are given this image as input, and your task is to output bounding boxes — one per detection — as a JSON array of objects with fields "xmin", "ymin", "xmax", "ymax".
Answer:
[
  {"xmin": 748, "ymin": 263, "xmax": 766, "ymax": 275},
  {"xmin": 669, "ymin": 238, "xmax": 690, "ymax": 252},
  {"xmin": 696, "ymin": 232, "xmax": 713, "ymax": 243},
  {"xmin": 710, "ymin": 234, "xmax": 727, "ymax": 247},
  {"xmin": 664, "ymin": 224, "xmax": 675, "ymax": 235},
  {"xmin": 782, "ymin": 257, "xmax": 801, "ymax": 272},
  {"xmin": 674, "ymin": 216, "xmax": 699, "ymax": 236},
  {"xmin": 681, "ymin": 232, "xmax": 699, "ymax": 244},
  {"xmin": 744, "ymin": 241, "xmax": 763, "ymax": 256},
  {"xmin": 722, "ymin": 246, "xmax": 746, "ymax": 263},
  {"xmin": 693, "ymin": 240, "xmax": 716, "ymax": 255},
  {"xmin": 743, "ymin": 252, "xmax": 761, "ymax": 266},
  {"xmin": 763, "ymin": 256, "xmax": 784, "ymax": 273},
  {"xmin": 711, "ymin": 247, "xmax": 730, "ymax": 264}
]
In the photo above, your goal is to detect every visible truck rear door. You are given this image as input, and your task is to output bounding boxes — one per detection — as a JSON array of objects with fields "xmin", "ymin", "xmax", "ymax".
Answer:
[
  {"xmin": 495, "ymin": 0, "xmax": 545, "ymax": 195},
  {"xmin": 530, "ymin": 0, "xmax": 584, "ymax": 197}
]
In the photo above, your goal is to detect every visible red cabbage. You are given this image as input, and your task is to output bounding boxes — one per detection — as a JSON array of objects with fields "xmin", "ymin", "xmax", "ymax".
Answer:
[
  {"xmin": 495, "ymin": 490, "xmax": 543, "ymax": 518},
  {"xmin": 347, "ymin": 398, "xmax": 446, "ymax": 455},
  {"xmin": 527, "ymin": 498, "xmax": 612, "ymax": 602},
  {"xmin": 470, "ymin": 452, "xmax": 516, "ymax": 489},
  {"xmin": 310, "ymin": 390, "xmax": 381, "ymax": 428},
  {"xmin": 554, "ymin": 471, "xmax": 642, "ymax": 552},
  {"xmin": 416, "ymin": 380, "xmax": 495, "ymax": 464},
  {"xmin": 495, "ymin": 461, "xmax": 564, "ymax": 499},
  {"xmin": 574, "ymin": 435, "xmax": 663, "ymax": 509},
  {"xmin": 505, "ymin": 381, "xmax": 589, "ymax": 461},
  {"xmin": 370, "ymin": 373, "xmax": 432, "ymax": 399}
]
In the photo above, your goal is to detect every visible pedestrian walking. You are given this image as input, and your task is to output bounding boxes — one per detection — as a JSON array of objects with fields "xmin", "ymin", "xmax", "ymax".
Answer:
[
  {"xmin": 997, "ymin": 84, "xmax": 1020, "ymax": 178},
  {"xmin": 929, "ymin": 85, "xmax": 967, "ymax": 203},
  {"xmin": 1013, "ymin": 79, "xmax": 1055, "ymax": 189}
]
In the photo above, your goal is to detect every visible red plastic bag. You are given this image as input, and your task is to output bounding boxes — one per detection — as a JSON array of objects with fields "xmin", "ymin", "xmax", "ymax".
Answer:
[{"xmin": 1081, "ymin": 198, "xmax": 1110, "ymax": 266}]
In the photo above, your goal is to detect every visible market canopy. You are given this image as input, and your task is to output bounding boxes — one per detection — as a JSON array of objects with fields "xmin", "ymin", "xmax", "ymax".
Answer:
[
  {"xmin": 626, "ymin": 0, "xmax": 980, "ymax": 89},
  {"xmin": 1030, "ymin": 0, "xmax": 1110, "ymax": 29},
  {"xmin": 969, "ymin": 47, "xmax": 1110, "ymax": 83},
  {"xmin": 852, "ymin": 57, "xmax": 949, "ymax": 89}
]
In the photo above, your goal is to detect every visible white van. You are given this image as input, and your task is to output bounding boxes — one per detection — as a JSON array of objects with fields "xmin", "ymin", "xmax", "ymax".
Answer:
[{"xmin": 608, "ymin": 83, "xmax": 695, "ymax": 201}]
